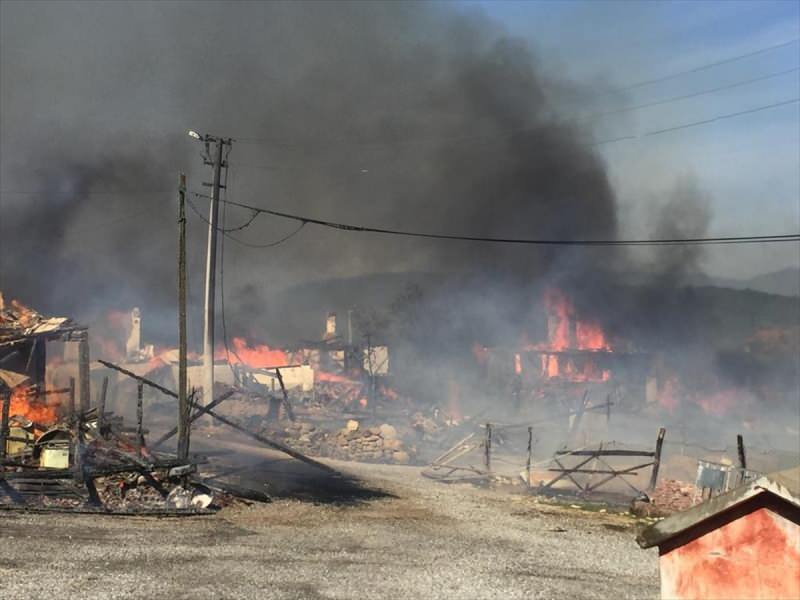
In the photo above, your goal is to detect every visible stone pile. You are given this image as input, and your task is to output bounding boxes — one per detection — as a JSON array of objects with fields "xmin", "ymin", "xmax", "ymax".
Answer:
[
  {"xmin": 632, "ymin": 478, "xmax": 698, "ymax": 517},
  {"xmin": 649, "ymin": 478, "xmax": 697, "ymax": 512},
  {"xmin": 272, "ymin": 420, "xmax": 417, "ymax": 465}
]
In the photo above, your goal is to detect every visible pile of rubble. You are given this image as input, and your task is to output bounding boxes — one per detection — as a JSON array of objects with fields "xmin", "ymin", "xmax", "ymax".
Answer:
[
  {"xmin": 650, "ymin": 478, "xmax": 698, "ymax": 512},
  {"xmin": 632, "ymin": 478, "xmax": 698, "ymax": 517},
  {"xmin": 269, "ymin": 420, "xmax": 417, "ymax": 465}
]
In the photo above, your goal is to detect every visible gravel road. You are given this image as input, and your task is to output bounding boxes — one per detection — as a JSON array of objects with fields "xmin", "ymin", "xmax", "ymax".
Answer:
[{"xmin": 0, "ymin": 459, "xmax": 659, "ymax": 599}]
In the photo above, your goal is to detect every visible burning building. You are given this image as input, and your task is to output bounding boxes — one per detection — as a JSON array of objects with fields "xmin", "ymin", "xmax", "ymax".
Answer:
[
  {"xmin": 0, "ymin": 293, "xmax": 90, "ymax": 434},
  {"xmin": 484, "ymin": 287, "xmax": 652, "ymax": 418}
]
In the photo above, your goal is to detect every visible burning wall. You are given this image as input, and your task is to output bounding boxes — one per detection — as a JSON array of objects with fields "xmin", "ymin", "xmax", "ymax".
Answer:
[
  {"xmin": 521, "ymin": 287, "xmax": 616, "ymax": 383},
  {"xmin": 0, "ymin": 293, "xmax": 85, "ymax": 427}
]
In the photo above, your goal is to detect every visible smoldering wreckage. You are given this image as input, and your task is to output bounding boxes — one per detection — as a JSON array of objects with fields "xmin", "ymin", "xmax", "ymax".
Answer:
[
  {"xmin": 2, "ymin": 275, "xmax": 800, "ymax": 599},
  {"xmin": 2, "ymin": 283, "xmax": 797, "ymax": 505}
]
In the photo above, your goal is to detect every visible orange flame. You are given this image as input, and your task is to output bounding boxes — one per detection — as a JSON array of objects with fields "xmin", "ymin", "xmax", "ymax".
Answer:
[
  {"xmin": 535, "ymin": 288, "xmax": 611, "ymax": 381},
  {"xmin": 544, "ymin": 288, "xmax": 571, "ymax": 350},
  {"xmin": 544, "ymin": 288, "xmax": 610, "ymax": 351},
  {"xmin": 8, "ymin": 386, "xmax": 59, "ymax": 425},
  {"xmin": 222, "ymin": 337, "xmax": 288, "ymax": 369}
]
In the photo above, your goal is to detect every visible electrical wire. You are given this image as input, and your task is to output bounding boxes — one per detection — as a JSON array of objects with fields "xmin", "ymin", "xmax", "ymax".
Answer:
[
  {"xmin": 191, "ymin": 192, "xmax": 259, "ymax": 232},
  {"xmin": 187, "ymin": 194, "xmax": 306, "ymax": 248},
  {"xmin": 594, "ymin": 97, "xmax": 800, "ymax": 144},
  {"xmin": 613, "ymin": 37, "xmax": 800, "ymax": 93},
  {"xmin": 223, "ymin": 221, "xmax": 307, "ymax": 248},
  {"xmin": 230, "ymin": 94, "xmax": 800, "ymax": 157},
  {"xmin": 217, "ymin": 197, "xmax": 800, "ymax": 247},
  {"xmin": 585, "ymin": 66, "xmax": 800, "ymax": 120},
  {"xmin": 641, "ymin": 97, "xmax": 800, "ymax": 137},
  {"xmin": 233, "ymin": 49, "xmax": 800, "ymax": 151}
]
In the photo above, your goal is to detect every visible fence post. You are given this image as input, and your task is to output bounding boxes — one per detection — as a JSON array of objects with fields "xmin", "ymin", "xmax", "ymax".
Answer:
[
  {"xmin": 136, "ymin": 381, "xmax": 145, "ymax": 451},
  {"xmin": 526, "ymin": 426, "xmax": 533, "ymax": 487},
  {"xmin": 484, "ymin": 423, "xmax": 492, "ymax": 474},
  {"xmin": 737, "ymin": 434, "xmax": 747, "ymax": 484},
  {"xmin": 648, "ymin": 427, "xmax": 666, "ymax": 492}
]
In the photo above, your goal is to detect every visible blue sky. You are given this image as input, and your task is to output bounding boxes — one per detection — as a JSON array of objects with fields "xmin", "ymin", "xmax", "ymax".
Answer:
[{"xmin": 467, "ymin": 0, "xmax": 799, "ymax": 278}]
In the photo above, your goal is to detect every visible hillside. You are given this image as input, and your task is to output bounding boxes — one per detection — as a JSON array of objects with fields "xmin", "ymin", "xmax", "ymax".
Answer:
[{"xmin": 254, "ymin": 272, "xmax": 800, "ymax": 349}]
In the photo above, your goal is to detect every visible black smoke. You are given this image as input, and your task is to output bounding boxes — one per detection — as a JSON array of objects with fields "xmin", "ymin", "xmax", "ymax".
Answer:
[{"xmin": 1, "ymin": 1, "xmax": 716, "ymax": 353}]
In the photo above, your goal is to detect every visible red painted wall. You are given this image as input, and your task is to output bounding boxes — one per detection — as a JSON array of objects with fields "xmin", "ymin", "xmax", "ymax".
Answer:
[{"xmin": 660, "ymin": 506, "xmax": 800, "ymax": 599}]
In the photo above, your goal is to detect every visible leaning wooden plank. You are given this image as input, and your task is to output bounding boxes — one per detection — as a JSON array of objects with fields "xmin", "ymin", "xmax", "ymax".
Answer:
[
  {"xmin": 545, "ymin": 468, "xmax": 646, "ymax": 475},
  {"xmin": 195, "ymin": 404, "xmax": 337, "ymax": 475},
  {"xmin": 274, "ymin": 368, "xmax": 295, "ymax": 422},
  {"xmin": 555, "ymin": 449, "xmax": 656, "ymax": 457},
  {"xmin": 584, "ymin": 460, "xmax": 656, "ymax": 495},
  {"xmin": 541, "ymin": 454, "xmax": 596, "ymax": 490},
  {"xmin": 150, "ymin": 389, "xmax": 236, "ymax": 449},
  {"xmin": 96, "ymin": 361, "xmax": 334, "ymax": 473},
  {"xmin": 98, "ymin": 359, "xmax": 178, "ymax": 398}
]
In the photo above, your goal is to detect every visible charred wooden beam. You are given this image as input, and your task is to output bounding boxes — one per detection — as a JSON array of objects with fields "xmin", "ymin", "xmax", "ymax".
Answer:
[
  {"xmin": 555, "ymin": 449, "xmax": 656, "ymax": 457},
  {"xmin": 98, "ymin": 359, "xmax": 177, "ymax": 398},
  {"xmin": 274, "ymin": 368, "xmax": 295, "ymax": 422},
  {"xmin": 526, "ymin": 426, "xmax": 533, "ymax": 488},
  {"xmin": 78, "ymin": 335, "xmax": 90, "ymax": 413},
  {"xmin": 484, "ymin": 422, "xmax": 492, "ymax": 474},
  {"xmin": 151, "ymin": 389, "xmax": 235, "ymax": 450},
  {"xmin": 136, "ymin": 381, "xmax": 144, "ymax": 451},
  {"xmin": 0, "ymin": 392, "xmax": 9, "ymax": 463},
  {"xmin": 194, "ymin": 402, "xmax": 337, "ymax": 474},
  {"xmin": 97, "ymin": 376, "xmax": 108, "ymax": 434},
  {"xmin": 737, "ymin": 433, "xmax": 747, "ymax": 484},
  {"xmin": 647, "ymin": 427, "xmax": 666, "ymax": 492},
  {"xmin": 98, "ymin": 360, "xmax": 335, "ymax": 475},
  {"xmin": 68, "ymin": 377, "xmax": 76, "ymax": 424}
]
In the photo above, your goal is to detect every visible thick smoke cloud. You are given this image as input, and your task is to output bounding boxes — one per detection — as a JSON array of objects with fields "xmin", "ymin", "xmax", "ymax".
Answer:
[{"xmin": 1, "ymin": 0, "xmax": 724, "ymax": 356}]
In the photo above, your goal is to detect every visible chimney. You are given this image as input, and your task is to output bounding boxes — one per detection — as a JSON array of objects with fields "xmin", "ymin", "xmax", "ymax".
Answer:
[
  {"xmin": 324, "ymin": 312, "xmax": 337, "ymax": 340},
  {"xmin": 126, "ymin": 308, "xmax": 141, "ymax": 359}
]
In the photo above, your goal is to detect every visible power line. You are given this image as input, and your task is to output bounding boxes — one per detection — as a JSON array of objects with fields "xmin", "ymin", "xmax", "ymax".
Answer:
[
  {"xmin": 235, "ymin": 84, "xmax": 800, "ymax": 154},
  {"xmin": 217, "ymin": 197, "xmax": 800, "ymax": 247},
  {"xmin": 186, "ymin": 194, "xmax": 305, "ymax": 248},
  {"xmin": 224, "ymin": 221, "xmax": 306, "ymax": 248},
  {"xmin": 587, "ymin": 66, "xmax": 800, "ymax": 120},
  {"xmin": 641, "ymin": 97, "xmax": 799, "ymax": 138},
  {"xmin": 0, "ymin": 190, "xmax": 172, "ymax": 195},
  {"xmin": 614, "ymin": 37, "xmax": 800, "ymax": 93},
  {"xmin": 594, "ymin": 97, "xmax": 800, "ymax": 145}
]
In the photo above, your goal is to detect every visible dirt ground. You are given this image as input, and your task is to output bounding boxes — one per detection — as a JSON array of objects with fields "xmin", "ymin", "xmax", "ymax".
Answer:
[{"xmin": 0, "ymin": 457, "xmax": 659, "ymax": 599}]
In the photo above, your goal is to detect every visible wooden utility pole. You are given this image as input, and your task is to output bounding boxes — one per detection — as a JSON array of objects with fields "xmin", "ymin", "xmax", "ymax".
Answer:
[
  {"xmin": 177, "ymin": 173, "xmax": 190, "ymax": 460},
  {"xmin": 201, "ymin": 136, "xmax": 231, "ymax": 410}
]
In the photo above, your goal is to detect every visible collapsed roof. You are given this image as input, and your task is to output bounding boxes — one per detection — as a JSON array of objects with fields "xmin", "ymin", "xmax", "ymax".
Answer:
[{"xmin": 0, "ymin": 292, "xmax": 81, "ymax": 348}]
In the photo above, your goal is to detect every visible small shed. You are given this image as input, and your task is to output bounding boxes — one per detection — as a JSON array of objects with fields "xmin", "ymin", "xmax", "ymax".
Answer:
[{"xmin": 637, "ymin": 467, "xmax": 800, "ymax": 600}]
